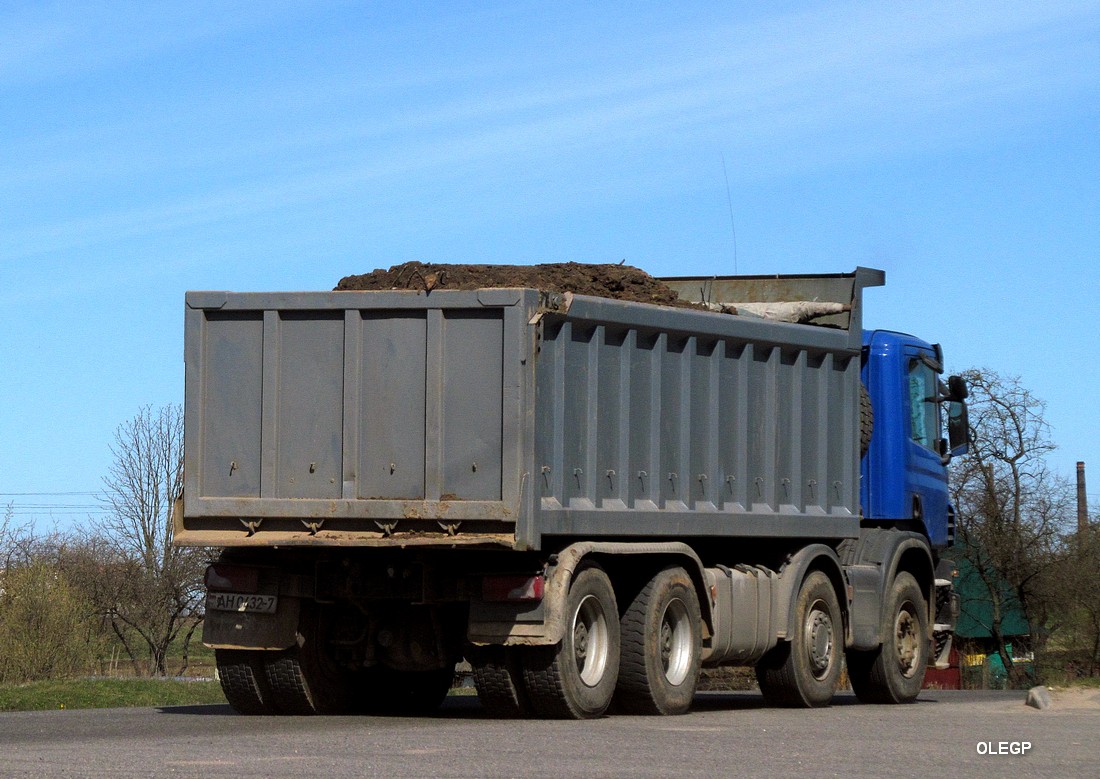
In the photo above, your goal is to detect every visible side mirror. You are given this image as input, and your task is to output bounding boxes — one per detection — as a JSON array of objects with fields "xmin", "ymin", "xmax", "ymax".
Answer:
[
  {"xmin": 947, "ymin": 400, "xmax": 969, "ymax": 457},
  {"xmin": 947, "ymin": 375, "xmax": 969, "ymax": 401}
]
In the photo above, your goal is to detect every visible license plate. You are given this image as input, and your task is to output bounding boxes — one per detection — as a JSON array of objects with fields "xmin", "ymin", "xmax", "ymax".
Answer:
[{"xmin": 206, "ymin": 592, "xmax": 278, "ymax": 614}]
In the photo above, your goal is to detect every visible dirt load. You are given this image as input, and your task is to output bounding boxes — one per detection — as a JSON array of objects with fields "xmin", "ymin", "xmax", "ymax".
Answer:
[{"xmin": 335, "ymin": 261, "xmax": 688, "ymax": 307}]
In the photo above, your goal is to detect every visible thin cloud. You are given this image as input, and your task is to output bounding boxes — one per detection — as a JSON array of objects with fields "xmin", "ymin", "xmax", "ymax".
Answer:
[
  {"xmin": 2, "ymin": 2, "xmax": 1096, "ymax": 262},
  {"xmin": 0, "ymin": 1, "xmax": 326, "ymax": 86}
]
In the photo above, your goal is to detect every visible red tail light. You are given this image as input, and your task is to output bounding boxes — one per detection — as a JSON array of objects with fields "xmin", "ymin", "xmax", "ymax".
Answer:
[
  {"xmin": 205, "ymin": 563, "xmax": 259, "ymax": 593},
  {"xmin": 482, "ymin": 574, "xmax": 545, "ymax": 602}
]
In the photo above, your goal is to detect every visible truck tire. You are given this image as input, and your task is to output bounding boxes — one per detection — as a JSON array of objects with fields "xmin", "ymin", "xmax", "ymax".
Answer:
[
  {"xmin": 755, "ymin": 570, "xmax": 841, "ymax": 707},
  {"xmin": 216, "ymin": 649, "xmax": 279, "ymax": 715},
  {"xmin": 615, "ymin": 566, "xmax": 702, "ymax": 715},
  {"xmin": 262, "ymin": 607, "xmax": 351, "ymax": 715},
  {"xmin": 860, "ymin": 382, "xmax": 874, "ymax": 457},
  {"xmin": 847, "ymin": 572, "xmax": 928, "ymax": 704},
  {"xmin": 470, "ymin": 646, "xmax": 533, "ymax": 718},
  {"xmin": 522, "ymin": 563, "xmax": 620, "ymax": 719}
]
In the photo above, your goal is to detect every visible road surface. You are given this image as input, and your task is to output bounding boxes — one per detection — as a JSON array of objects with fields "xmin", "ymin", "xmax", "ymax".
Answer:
[{"xmin": 1, "ymin": 689, "xmax": 1097, "ymax": 778}]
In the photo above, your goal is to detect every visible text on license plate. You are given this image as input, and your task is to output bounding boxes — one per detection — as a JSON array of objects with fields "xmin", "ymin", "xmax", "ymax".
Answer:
[{"xmin": 207, "ymin": 592, "xmax": 278, "ymax": 614}]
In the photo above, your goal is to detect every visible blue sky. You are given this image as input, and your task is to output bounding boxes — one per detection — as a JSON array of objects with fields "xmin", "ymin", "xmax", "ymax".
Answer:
[{"xmin": 2, "ymin": 1, "xmax": 1098, "ymax": 526}]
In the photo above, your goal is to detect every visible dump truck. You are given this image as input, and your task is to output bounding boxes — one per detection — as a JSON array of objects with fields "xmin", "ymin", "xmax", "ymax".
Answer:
[{"xmin": 176, "ymin": 266, "xmax": 969, "ymax": 718}]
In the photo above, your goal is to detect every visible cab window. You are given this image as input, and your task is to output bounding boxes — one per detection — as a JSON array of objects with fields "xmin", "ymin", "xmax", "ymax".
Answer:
[{"xmin": 908, "ymin": 360, "xmax": 939, "ymax": 450}]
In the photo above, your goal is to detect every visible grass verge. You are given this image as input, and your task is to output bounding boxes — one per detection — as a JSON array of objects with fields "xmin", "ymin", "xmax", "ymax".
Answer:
[{"xmin": 0, "ymin": 678, "xmax": 227, "ymax": 712}]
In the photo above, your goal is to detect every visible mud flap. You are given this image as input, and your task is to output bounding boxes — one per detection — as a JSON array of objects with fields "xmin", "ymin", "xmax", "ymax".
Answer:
[{"xmin": 203, "ymin": 597, "xmax": 301, "ymax": 650}]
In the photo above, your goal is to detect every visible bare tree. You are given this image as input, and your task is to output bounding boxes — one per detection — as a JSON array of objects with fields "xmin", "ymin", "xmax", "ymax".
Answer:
[
  {"xmin": 1046, "ymin": 521, "xmax": 1100, "ymax": 677},
  {"xmin": 950, "ymin": 369, "xmax": 1074, "ymax": 685},
  {"xmin": 97, "ymin": 404, "xmax": 206, "ymax": 676},
  {"xmin": 1, "ymin": 501, "xmax": 38, "ymax": 571}
]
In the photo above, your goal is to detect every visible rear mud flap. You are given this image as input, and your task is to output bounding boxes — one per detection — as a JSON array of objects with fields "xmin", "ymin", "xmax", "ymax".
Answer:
[{"xmin": 204, "ymin": 597, "xmax": 301, "ymax": 650}]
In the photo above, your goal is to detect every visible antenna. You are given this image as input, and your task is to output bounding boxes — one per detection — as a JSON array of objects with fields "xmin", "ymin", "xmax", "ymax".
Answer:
[{"xmin": 721, "ymin": 154, "xmax": 738, "ymax": 275}]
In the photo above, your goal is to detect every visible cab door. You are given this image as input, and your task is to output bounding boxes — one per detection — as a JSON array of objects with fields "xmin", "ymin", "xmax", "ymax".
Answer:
[{"xmin": 904, "ymin": 347, "xmax": 950, "ymax": 547}]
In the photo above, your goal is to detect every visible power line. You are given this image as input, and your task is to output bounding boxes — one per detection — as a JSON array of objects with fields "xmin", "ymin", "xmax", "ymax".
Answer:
[
  {"xmin": 0, "ymin": 492, "xmax": 98, "ymax": 497},
  {"xmin": 2, "ymin": 491, "xmax": 108, "ymax": 520},
  {"xmin": 5, "ymin": 504, "xmax": 106, "ymax": 510},
  {"xmin": 6, "ymin": 512, "xmax": 109, "ymax": 517}
]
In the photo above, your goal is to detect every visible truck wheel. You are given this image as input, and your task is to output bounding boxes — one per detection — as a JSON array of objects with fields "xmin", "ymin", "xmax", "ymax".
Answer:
[
  {"xmin": 755, "ymin": 570, "xmax": 841, "ymax": 707},
  {"xmin": 615, "ymin": 567, "xmax": 702, "ymax": 715},
  {"xmin": 263, "ymin": 607, "xmax": 350, "ymax": 715},
  {"xmin": 216, "ymin": 649, "xmax": 278, "ymax": 715},
  {"xmin": 470, "ymin": 646, "xmax": 533, "ymax": 718},
  {"xmin": 847, "ymin": 572, "xmax": 928, "ymax": 704},
  {"xmin": 522, "ymin": 563, "xmax": 620, "ymax": 719}
]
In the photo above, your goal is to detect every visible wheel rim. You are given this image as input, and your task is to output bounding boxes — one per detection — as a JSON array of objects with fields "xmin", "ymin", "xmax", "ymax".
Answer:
[
  {"xmin": 572, "ymin": 593, "xmax": 609, "ymax": 687},
  {"xmin": 894, "ymin": 605, "xmax": 920, "ymax": 678},
  {"xmin": 804, "ymin": 598, "xmax": 835, "ymax": 681},
  {"xmin": 659, "ymin": 597, "xmax": 693, "ymax": 686}
]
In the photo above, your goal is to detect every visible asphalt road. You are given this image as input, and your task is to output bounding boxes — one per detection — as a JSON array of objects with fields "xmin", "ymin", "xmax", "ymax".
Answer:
[{"xmin": 1, "ymin": 689, "xmax": 1097, "ymax": 779}]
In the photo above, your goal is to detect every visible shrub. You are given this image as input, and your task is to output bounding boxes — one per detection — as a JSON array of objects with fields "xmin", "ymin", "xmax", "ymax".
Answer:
[{"xmin": 0, "ymin": 562, "xmax": 102, "ymax": 683}]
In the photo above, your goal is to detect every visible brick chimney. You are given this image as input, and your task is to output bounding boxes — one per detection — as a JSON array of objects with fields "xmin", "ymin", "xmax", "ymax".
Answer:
[{"xmin": 1078, "ymin": 461, "xmax": 1088, "ymax": 539}]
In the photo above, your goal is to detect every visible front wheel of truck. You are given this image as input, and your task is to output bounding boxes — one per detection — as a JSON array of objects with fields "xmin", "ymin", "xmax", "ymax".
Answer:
[
  {"xmin": 522, "ymin": 563, "xmax": 620, "ymax": 719},
  {"xmin": 847, "ymin": 572, "xmax": 928, "ymax": 704}
]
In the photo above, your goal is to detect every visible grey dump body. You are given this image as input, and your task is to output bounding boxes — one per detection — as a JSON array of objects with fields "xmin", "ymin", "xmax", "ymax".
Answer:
[{"xmin": 178, "ymin": 268, "xmax": 884, "ymax": 551}]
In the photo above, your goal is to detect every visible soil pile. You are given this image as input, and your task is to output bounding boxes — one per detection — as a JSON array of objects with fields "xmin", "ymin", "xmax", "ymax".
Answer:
[{"xmin": 335, "ymin": 261, "xmax": 688, "ymax": 307}]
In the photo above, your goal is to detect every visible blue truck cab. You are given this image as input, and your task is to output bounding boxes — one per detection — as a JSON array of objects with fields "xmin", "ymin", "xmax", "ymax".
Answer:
[{"xmin": 861, "ymin": 329, "xmax": 970, "ymax": 549}]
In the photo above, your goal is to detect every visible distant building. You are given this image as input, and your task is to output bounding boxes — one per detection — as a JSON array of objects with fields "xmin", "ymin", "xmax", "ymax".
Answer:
[{"xmin": 927, "ymin": 553, "xmax": 1031, "ymax": 689}]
